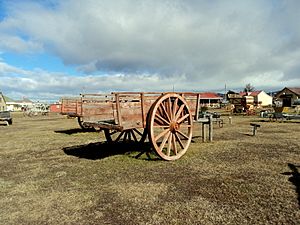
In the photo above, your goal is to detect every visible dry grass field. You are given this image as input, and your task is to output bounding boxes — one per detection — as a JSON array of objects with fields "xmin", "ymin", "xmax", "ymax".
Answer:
[{"xmin": 0, "ymin": 112, "xmax": 300, "ymax": 224}]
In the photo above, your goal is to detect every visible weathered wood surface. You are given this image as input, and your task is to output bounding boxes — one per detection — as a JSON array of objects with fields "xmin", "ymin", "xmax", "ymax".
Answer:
[
  {"xmin": 81, "ymin": 93, "xmax": 159, "ymax": 130},
  {"xmin": 60, "ymin": 97, "xmax": 82, "ymax": 116},
  {"xmin": 81, "ymin": 92, "xmax": 201, "ymax": 131}
]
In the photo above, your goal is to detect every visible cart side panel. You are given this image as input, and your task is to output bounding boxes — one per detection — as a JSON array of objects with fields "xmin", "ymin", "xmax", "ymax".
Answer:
[
  {"xmin": 119, "ymin": 95, "xmax": 159, "ymax": 129},
  {"xmin": 60, "ymin": 98, "xmax": 82, "ymax": 116},
  {"xmin": 82, "ymin": 100, "xmax": 116, "ymax": 123},
  {"xmin": 119, "ymin": 101, "xmax": 143, "ymax": 129}
]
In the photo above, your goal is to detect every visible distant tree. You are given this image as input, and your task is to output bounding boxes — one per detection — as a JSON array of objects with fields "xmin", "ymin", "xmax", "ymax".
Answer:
[{"xmin": 243, "ymin": 83, "xmax": 255, "ymax": 92}]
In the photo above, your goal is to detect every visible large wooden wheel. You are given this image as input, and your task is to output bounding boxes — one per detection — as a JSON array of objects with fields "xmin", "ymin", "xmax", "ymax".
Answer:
[
  {"xmin": 148, "ymin": 93, "xmax": 193, "ymax": 160},
  {"xmin": 104, "ymin": 128, "xmax": 147, "ymax": 144}
]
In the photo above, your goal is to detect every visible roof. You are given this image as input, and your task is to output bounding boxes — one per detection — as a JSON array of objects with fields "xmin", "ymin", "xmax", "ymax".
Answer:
[
  {"xmin": 200, "ymin": 92, "xmax": 222, "ymax": 99},
  {"xmin": 3, "ymin": 95, "xmax": 15, "ymax": 102},
  {"xmin": 21, "ymin": 97, "xmax": 33, "ymax": 103},
  {"xmin": 287, "ymin": 87, "xmax": 300, "ymax": 96},
  {"xmin": 239, "ymin": 91, "xmax": 262, "ymax": 97},
  {"xmin": 4, "ymin": 96, "xmax": 33, "ymax": 103}
]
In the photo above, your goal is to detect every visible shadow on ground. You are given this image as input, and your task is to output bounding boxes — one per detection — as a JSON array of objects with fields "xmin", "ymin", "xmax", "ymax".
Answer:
[
  {"xmin": 282, "ymin": 163, "xmax": 300, "ymax": 208},
  {"xmin": 55, "ymin": 128, "xmax": 96, "ymax": 135},
  {"xmin": 63, "ymin": 141, "xmax": 159, "ymax": 161}
]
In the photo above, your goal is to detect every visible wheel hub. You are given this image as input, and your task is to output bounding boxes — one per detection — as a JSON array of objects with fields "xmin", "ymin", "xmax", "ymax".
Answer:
[{"xmin": 170, "ymin": 121, "xmax": 179, "ymax": 133}]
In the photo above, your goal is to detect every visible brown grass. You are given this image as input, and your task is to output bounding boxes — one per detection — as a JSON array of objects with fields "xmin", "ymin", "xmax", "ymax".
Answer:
[{"xmin": 0, "ymin": 112, "xmax": 299, "ymax": 224}]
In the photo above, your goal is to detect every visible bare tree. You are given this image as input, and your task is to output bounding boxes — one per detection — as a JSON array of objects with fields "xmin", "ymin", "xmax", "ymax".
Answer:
[{"xmin": 244, "ymin": 83, "xmax": 255, "ymax": 92}]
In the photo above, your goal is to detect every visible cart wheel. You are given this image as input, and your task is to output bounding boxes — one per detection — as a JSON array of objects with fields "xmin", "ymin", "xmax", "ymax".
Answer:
[
  {"xmin": 104, "ymin": 128, "xmax": 147, "ymax": 143},
  {"xmin": 77, "ymin": 117, "xmax": 90, "ymax": 130},
  {"xmin": 148, "ymin": 93, "xmax": 193, "ymax": 160}
]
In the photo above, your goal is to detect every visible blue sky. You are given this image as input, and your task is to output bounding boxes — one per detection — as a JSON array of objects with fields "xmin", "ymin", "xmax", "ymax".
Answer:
[
  {"xmin": 2, "ymin": 52, "xmax": 80, "ymax": 75},
  {"xmin": 0, "ymin": 0, "xmax": 300, "ymax": 101}
]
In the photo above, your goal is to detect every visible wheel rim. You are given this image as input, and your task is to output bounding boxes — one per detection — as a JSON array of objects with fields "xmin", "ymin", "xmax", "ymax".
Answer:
[
  {"xmin": 148, "ymin": 93, "xmax": 193, "ymax": 160},
  {"xmin": 104, "ymin": 128, "xmax": 147, "ymax": 143}
]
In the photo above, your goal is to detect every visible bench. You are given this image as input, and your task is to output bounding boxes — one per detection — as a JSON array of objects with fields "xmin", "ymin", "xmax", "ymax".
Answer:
[{"xmin": 250, "ymin": 123, "xmax": 261, "ymax": 136}]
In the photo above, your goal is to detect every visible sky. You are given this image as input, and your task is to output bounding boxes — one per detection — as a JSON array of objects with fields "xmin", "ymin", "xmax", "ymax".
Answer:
[{"xmin": 0, "ymin": 0, "xmax": 300, "ymax": 102}]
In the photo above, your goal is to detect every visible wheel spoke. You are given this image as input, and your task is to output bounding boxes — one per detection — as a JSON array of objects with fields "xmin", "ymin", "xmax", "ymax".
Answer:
[
  {"xmin": 154, "ymin": 117, "xmax": 164, "ymax": 126},
  {"xmin": 174, "ymin": 132, "xmax": 185, "ymax": 149},
  {"xmin": 172, "ymin": 98, "xmax": 178, "ymax": 119},
  {"xmin": 159, "ymin": 131, "xmax": 171, "ymax": 152},
  {"xmin": 176, "ymin": 129, "xmax": 190, "ymax": 140},
  {"xmin": 124, "ymin": 131, "xmax": 129, "ymax": 142},
  {"xmin": 158, "ymin": 104, "xmax": 170, "ymax": 123},
  {"xmin": 168, "ymin": 98, "xmax": 173, "ymax": 120},
  {"xmin": 115, "ymin": 131, "xmax": 125, "ymax": 142},
  {"xmin": 127, "ymin": 131, "xmax": 131, "ymax": 141},
  {"xmin": 160, "ymin": 103, "xmax": 171, "ymax": 122},
  {"xmin": 172, "ymin": 134, "xmax": 178, "ymax": 155},
  {"xmin": 133, "ymin": 128, "xmax": 142, "ymax": 136},
  {"xmin": 105, "ymin": 129, "xmax": 145, "ymax": 143},
  {"xmin": 155, "ymin": 128, "xmax": 170, "ymax": 142},
  {"xmin": 177, "ymin": 113, "xmax": 190, "ymax": 124},
  {"xmin": 167, "ymin": 133, "xmax": 172, "ymax": 156},
  {"xmin": 174, "ymin": 104, "xmax": 185, "ymax": 121},
  {"xmin": 153, "ymin": 125, "xmax": 169, "ymax": 128},
  {"xmin": 155, "ymin": 113, "xmax": 170, "ymax": 125},
  {"xmin": 131, "ymin": 130, "xmax": 138, "ymax": 142}
]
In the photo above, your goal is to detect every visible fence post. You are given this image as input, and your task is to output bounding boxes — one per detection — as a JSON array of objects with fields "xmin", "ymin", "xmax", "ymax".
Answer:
[
  {"xmin": 209, "ymin": 115, "xmax": 213, "ymax": 142},
  {"xmin": 202, "ymin": 123, "xmax": 206, "ymax": 142}
]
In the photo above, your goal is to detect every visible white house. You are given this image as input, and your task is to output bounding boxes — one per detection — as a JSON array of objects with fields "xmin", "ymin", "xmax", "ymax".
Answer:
[
  {"xmin": 240, "ymin": 91, "xmax": 273, "ymax": 107},
  {"xmin": 6, "ymin": 97, "xmax": 33, "ymax": 111}
]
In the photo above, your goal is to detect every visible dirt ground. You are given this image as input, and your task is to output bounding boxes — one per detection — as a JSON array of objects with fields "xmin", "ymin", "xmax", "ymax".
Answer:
[{"xmin": 0, "ymin": 112, "xmax": 300, "ymax": 224}]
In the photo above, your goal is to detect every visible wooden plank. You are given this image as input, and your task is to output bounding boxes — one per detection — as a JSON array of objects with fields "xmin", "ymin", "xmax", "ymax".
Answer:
[
  {"xmin": 141, "ymin": 93, "xmax": 146, "ymax": 128},
  {"xmin": 119, "ymin": 101, "xmax": 143, "ymax": 130},
  {"xmin": 115, "ymin": 93, "xmax": 122, "ymax": 126},
  {"xmin": 60, "ymin": 97, "xmax": 82, "ymax": 116},
  {"xmin": 195, "ymin": 93, "xmax": 200, "ymax": 121},
  {"xmin": 82, "ymin": 105, "xmax": 114, "ymax": 122},
  {"xmin": 83, "ymin": 121, "xmax": 123, "ymax": 131}
]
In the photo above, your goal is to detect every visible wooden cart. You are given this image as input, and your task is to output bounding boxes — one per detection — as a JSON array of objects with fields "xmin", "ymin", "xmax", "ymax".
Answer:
[
  {"xmin": 60, "ymin": 97, "xmax": 89, "ymax": 129},
  {"xmin": 81, "ymin": 92, "xmax": 201, "ymax": 160}
]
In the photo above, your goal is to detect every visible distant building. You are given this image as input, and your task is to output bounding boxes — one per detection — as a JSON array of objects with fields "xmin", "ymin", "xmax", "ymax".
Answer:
[
  {"xmin": 240, "ymin": 90, "xmax": 273, "ymax": 107},
  {"xmin": 0, "ymin": 92, "xmax": 7, "ymax": 111},
  {"xmin": 6, "ymin": 97, "xmax": 33, "ymax": 111},
  {"xmin": 275, "ymin": 87, "xmax": 300, "ymax": 107},
  {"xmin": 200, "ymin": 92, "xmax": 223, "ymax": 108},
  {"xmin": 50, "ymin": 103, "xmax": 61, "ymax": 113}
]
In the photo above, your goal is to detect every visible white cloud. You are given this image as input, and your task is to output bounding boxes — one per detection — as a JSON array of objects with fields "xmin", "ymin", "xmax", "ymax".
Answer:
[
  {"xmin": 0, "ymin": 61, "xmax": 191, "ymax": 101},
  {"xmin": 0, "ymin": 34, "xmax": 43, "ymax": 53},
  {"xmin": 0, "ymin": 0, "xmax": 300, "ymax": 100}
]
